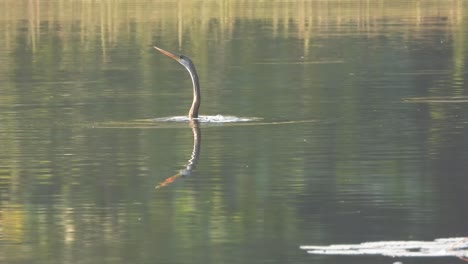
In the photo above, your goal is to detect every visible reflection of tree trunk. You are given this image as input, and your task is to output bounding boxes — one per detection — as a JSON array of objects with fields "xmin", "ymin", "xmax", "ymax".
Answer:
[{"xmin": 155, "ymin": 120, "xmax": 201, "ymax": 189}]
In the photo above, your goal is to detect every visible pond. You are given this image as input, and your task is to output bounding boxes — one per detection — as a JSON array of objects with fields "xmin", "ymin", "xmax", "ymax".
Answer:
[{"xmin": 0, "ymin": 1, "xmax": 467, "ymax": 263}]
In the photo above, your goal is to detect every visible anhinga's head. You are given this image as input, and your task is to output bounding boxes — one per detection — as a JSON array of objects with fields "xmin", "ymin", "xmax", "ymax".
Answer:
[{"xmin": 153, "ymin": 46, "xmax": 195, "ymax": 74}]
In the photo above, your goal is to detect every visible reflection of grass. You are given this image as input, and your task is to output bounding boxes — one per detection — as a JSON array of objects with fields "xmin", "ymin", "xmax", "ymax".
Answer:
[{"xmin": 1, "ymin": 0, "xmax": 463, "ymax": 55}]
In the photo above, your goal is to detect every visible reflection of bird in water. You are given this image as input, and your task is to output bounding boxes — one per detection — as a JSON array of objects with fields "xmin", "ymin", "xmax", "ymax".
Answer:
[
  {"xmin": 154, "ymin": 46, "xmax": 201, "ymax": 120},
  {"xmin": 155, "ymin": 120, "xmax": 201, "ymax": 189}
]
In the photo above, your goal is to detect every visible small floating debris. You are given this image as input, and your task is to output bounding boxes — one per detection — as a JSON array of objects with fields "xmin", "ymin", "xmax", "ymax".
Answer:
[
  {"xmin": 402, "ymin": 96, "xmax": 468, "ymax": 103},
  {"xmin": 300, "ymin": 237, "xmax": 468, "ymax": 259}
]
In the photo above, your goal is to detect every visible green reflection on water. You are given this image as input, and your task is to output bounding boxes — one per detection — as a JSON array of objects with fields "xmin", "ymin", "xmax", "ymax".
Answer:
[{"xmin": 0, "ymin": 0, "xmax": 467, "ymax": 264}]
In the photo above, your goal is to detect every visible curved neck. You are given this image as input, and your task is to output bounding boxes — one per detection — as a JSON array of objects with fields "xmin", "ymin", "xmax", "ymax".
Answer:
[{"xmin": 187, "ymin": 64, "xmax": 201, "ymax": 119}]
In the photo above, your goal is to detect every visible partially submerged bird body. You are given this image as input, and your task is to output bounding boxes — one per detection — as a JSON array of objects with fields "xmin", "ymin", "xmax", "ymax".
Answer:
[{"xmin": 154, "ymin": 46, "xmax": 200, "ymax": 119}]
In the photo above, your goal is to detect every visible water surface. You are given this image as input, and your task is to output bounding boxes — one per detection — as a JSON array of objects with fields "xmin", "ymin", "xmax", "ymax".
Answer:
[{"xmin": 0, "ymin": 1, "xmax": 467, "ymax": 263}]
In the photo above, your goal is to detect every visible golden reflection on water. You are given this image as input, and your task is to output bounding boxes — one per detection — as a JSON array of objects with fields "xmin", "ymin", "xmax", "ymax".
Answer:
[{"xmin": 0, "ymin": 0, "xmax": 463, "ymax": 57}]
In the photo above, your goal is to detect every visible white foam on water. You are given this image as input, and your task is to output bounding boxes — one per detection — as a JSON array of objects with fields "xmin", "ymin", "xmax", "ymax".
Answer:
[{"xmin": 153, "ymin": 115, "xmax": 262, "ymax": 123}]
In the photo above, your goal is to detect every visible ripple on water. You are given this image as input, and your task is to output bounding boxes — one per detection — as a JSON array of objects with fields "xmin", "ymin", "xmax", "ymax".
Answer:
[
  {"xmin": 93, "ymin": 117, "xmax": 316, "ymax": 129},
  {"xmin": 153, "ymin": 115, "xmax": 262, "ymax": 123}
]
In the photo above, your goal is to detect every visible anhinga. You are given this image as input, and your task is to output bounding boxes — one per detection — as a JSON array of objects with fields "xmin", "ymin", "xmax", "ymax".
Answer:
[{"xmin": 154, "ymin": 46, "xmax": 201, "ymax": 119}]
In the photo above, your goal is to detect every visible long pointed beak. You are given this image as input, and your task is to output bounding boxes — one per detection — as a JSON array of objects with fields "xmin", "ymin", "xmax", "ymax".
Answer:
[{"xmin": 154, "ymin": 46, "xmax": 180, "ymax": 61}]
